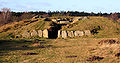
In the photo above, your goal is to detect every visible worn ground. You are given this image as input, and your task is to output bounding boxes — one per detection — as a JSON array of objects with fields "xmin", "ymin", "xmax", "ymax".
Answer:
[{"xmin": 0, "ymin": 38, "xmax": 120, "ymax": 63}]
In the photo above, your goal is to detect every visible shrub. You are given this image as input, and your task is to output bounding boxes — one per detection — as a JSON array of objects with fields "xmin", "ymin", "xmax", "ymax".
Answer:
[{"xmin": 44, "ymin": 18, "xmax": 51, "ymax": 21}]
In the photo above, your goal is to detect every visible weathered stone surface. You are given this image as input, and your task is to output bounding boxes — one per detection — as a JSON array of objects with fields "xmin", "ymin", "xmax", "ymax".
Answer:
[
  {"xmin": 52, "ymin": 19, "xmax": 57, "ymax": 22},
  {"xmin": 62, "ymin": 31, "xmax": 67, "ymax": 38},
  {"xmin": 59, "ymin": 21, "xmax": 70, "ymax": 24},
  {"xmin": 74, "ymin": 31, "xmax": 84, "ymax": 37},
  {"xmin": 71, "ymin": 31, "xmax": 75, "ymax": 37},
  {"xmin": 31, "ymin": 30, "xmax": 38, "ymax": 37},
  {"xmin": 67, "ymin": 31, "xmax": 74, "ymax": 37},
  {"xmin": 22, "ymin": 31, "xmax": 30, "ymax": 38},
  {"xmin": 84, "ymin": 30, "xmax": 91, "ymax": 36},
  {"xmin": 43, "ymin": 29, "xmax": 48, "ymax": 38},
  {"xmin": 38, "ymin": 30, "xmax": 43, "ymax": 37},
  {"xmin": 82, "ymin": 17, "xmax": 89, "ymax": 20},
  {"xmin": 58, "ymin": 30, "xmax": 61, "ymax": 38},
  {"xmin": 67, "ymin": 31, "xmax": 71, "ymax": 37},
  {"xmin": 72, "ymin": 17, "xmax": 82, "ymax": 23}
]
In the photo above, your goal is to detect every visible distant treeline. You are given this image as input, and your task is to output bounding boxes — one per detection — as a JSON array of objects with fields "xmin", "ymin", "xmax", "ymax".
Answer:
[
  {"xmin": 1, "ymin": 11, "xmax": 111, "ymax": 17},
  {"xmin": 0, "ymin": 8, "xmax": 120, "ymax": 26}
]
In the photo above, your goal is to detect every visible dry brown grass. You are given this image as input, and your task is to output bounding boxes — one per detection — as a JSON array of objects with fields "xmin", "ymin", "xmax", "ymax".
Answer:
[{"xmin": 0, "ymin": 38, "xmax": 120, "ymax": 63}]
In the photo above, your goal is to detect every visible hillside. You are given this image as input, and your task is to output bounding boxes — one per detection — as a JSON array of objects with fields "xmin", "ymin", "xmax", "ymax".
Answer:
[
  {"xmin": 62, "ymin": 16, "xmax": 120, "ymax": 38},
  {"xmin": 0, "ymin": 16, "xmax": 120, "ymax": 63},
  {"xmin": 0, "ymin": 16, "xmax": 120, "ymax": 39},
  {"xmin": 0, "ymin": 18, "xmax": 57, "ymax": 39}
]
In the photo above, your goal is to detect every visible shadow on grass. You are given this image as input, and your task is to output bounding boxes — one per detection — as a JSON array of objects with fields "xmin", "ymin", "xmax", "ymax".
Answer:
[
  {"xmin": 0, "ymin": 39, "xmax": 49, "ymax": 51},
  {"xmin": 0, "ymin": 39, "xmax": 52, "ymax": 62}
]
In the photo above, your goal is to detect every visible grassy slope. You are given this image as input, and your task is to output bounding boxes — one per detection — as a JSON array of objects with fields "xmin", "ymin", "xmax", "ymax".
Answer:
[
  {"xmin": 62, "ymin": 16, "xmax": 120, "ymax": 38},
  {"xmin": 0, "ymin": 38, "xmax": 120, "ymax": 63},
  {"xmin": 0, "ymin": 16, "xmax": 120, "ymax": 38},
  {"xmin": 0, "ymin": 18, "xmax": 56, "ymax": 39}
]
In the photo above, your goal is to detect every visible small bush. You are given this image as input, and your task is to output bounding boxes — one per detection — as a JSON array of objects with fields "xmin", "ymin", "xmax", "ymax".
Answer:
[{"xmin": 44, "ymin": 18, "xmax": 51, "ymax": 21}]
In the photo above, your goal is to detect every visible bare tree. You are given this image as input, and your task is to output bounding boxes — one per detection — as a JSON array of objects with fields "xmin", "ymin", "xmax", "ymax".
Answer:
[
  {"xmin": 109, "ymin": 13, "xmax": 119, "ymax": 21},
  {"xmin": 0, "ymin": 8, "xmax": 11, "ymax": 25}
]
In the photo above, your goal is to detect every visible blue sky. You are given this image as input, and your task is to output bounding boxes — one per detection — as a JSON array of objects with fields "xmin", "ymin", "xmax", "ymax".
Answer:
[{"xmin": 0, "ymin": 0, "xmax": 120, "ymax": 13}]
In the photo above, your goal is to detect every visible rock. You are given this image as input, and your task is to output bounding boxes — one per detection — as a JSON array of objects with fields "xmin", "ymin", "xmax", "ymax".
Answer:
[
  {"xmin": 31, "ymin": 30, "xmax": 38, "ymax": 37},
  {"xmin": 67, "ymin": 31, "xmax": 74, "ymax": 37},
  {"xmin": 22, "ymin": 31, "xmax": 30, "ymax": 38},
  {"xmin": 58, "ymin": 30, "xmax": 61, "ymax": 38},
  {"xmin": 74, "ymin": 31, "xmax": 84, "ymax": 37},
  {"xmin": 73, "ymin": 17, "xmax": 82, "ymax": 21},
  {"xmin": 62, "ymin": 31, "xmax": 67, "ymax": 38},
  {"xmin": 71, "ymin": 31, "xmax": 75, "ymax": 37},
  {"xmin": 52, "ymin": 19, "xmax": 57, "ymax": 22},
  {"xmin": 67, "ymin": 31, "xmax": 71, "ymax": 37},
  {"xmin": 72, "ymin": 17, "xmax": 82, "ymax": 23},
  {"xmin": 43, "ymin": 29, "xmax": 48, "ymax": 38},
  {"xmin": 84, "ymin": 30, "xmax": 91, "ymax": 36},
  {"xmin": 82, "ymin": 17, "xmax": 89, "ymax": 20},
  {"xmin": 59, "ymin": 21, "xmax": 70, "ymax": 24},
  {"xmin": 38, "ymin": 30, "xmax": 43, "ymax": 37}
]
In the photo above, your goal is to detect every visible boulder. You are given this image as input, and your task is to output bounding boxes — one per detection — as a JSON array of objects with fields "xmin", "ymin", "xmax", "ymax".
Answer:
[
  {"xmin": 38, "ymin": 30, "xmax": 43, "ymax": 37},
  {"xmin": 43, "ymin": 29, "xmax": 48, "ymax": 38},
  {"xmin": 82, "ymin": 17, "xmax": 89, "ymax": 20},
  {"xmin": 74, "ymin": 31, "xmax": 84, "ymax": 37},
  {"xmin": 58, "ymin": 30, "xmax": 61, "ymax": 38},
  {"xmin": 59, "ymin": 21, "xmax": 70, "ymax": 24},
  {"xmin": 31, "ymin": 30, "xmax": 38, "ymax": 37},
  {"xmin": 71, "ymin": 31, "xmax": 75, "ymax": 37},
  {"xmin": 52, "ymin": 19, "xmax": 57, "ymax": 22},
  {"xmin": 72, "ymin": 17, "xmax": 82, "ymax": 23},
  {"xmin": 62, "ymin": 31, "xmax": 67, "ymax": 38},
  {"xmin": 84, "ymin": 30, "xmax": 91, "ymax": 36},
  {"xmin": 67, "ymin": 31, "xmax": 74, "ymax": 37},
  {"xmin": 22, "ymin": 31, "xmax": 30, "ymax": 38}
]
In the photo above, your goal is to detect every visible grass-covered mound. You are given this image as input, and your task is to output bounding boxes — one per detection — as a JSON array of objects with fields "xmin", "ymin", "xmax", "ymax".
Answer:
[
  {"xmin": 62, "ymin": 17, "xmax": 120, "ymax": 38},
  {"xmin": 0, "ymin": 18, "xmax": 57, "ymax": 39}
]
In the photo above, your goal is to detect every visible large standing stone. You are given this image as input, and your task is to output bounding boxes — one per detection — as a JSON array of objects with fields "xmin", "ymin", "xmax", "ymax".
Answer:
[
  {"xmin": 67, "ymin": 31, "xmax": 74, "ymax": 37},
  {"xmin": 38, "ymin": 30, "xmax": 43, "ymax": 37},
  {"xmin": 43, "ymin": 29, "xmax": 48, "ymax": 38},
  {"xmin": 62, "ymin": 31, "xmax": 67, "ymax": 38},
  {"xmin": 22, "ymin": 31, "xmax": 30, "ymax": 38},
  {"xmin": 84, "ymin": 30, "xmax": 91, "ymax": 36},
  {"xmin": 58, "ymin": 30, "xmax": 61, "ymax": 38},
  {"xmin": 74, "ymin": 31, "xmax": 84, "ymax": 37},
  {"xmin": 31, "ymin": 30, "xmax": 38, "ymax": 37},
  {"xmin": 71, "ymin": 31, "xmax": 75, "ymax": 37}
]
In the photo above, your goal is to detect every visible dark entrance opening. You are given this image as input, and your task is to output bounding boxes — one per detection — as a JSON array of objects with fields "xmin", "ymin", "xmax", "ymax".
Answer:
[{"xmin": 48, "ymin": 24, "xmax": 66, "ymax": 39}]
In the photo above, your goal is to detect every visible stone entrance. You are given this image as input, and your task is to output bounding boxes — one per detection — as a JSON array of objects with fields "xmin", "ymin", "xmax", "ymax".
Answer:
[{"xmin": 48, "ymin": 24, "xmax": 63, "ymax": 39}]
